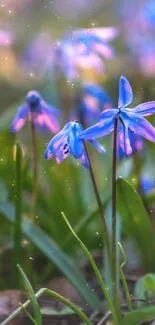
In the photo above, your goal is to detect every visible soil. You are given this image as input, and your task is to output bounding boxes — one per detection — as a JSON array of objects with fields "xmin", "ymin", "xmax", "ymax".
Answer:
[{"xmin": 0, "ymin": 251, "xmax": 155, "ymax": 325}]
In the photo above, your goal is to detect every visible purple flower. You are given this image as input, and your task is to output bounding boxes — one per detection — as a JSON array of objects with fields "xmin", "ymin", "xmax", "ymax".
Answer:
[
  {"xmin": 10, "ymin": 90, "xmax": 60, "ymax": 133},
  {"xmin": 56, "ymin": 27, "xmax": 118, "ymax": 80},
  {"xmin": 79, "ymin": 76, "xmax": 155, "ymax": 156},
  {"xmin": 120, "ymin": 0, "xmax": 155, "ymax": 77},
  {"xmin": 44, "ymin": 121, "xmax": 106, "ymax": 169},
  {"xmin": 21, "ymin": 33, "xmax": 54, "ymax": 76}
]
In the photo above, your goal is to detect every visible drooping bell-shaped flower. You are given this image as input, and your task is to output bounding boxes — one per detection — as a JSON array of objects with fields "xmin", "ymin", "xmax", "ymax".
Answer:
[
  {"xmin": 10, "ymin": 90, "xmax": 60, "ymax": 133},
  {"xmin": 44, "ymin": 121, "xmax": 106, "ymax": 169}
]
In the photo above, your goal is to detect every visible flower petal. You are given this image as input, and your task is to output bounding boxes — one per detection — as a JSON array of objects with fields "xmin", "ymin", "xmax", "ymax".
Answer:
[
  {"xmin": 118, "ymin": 76, "xmax": 133, "ymax": 109},
  {"xmin": 118, "ymin": 123, "xmax": 132, "ymax": 156},
  {"xmin": 100, "ymin": 108, "xmax": 117, "ymax": 120},
  {"xmin": 65, "ymin": 122, "xmax": 84, "ymax": 158},
  {"xmin": 10, "ymin": 104, "xmax": 29, "ymax": 132},
  {"xmin": 79, "ymin": 152, "xmax": 90, "ymax": 169},
  {"xmin": 32, "ymin": 109, "xmax": 60, "ymax": 133},
  {"xmin": 73, "ymin": 27, "xmax": 118, "ymax": 42},
  {"xmin": 44, "ymin": 123, "xmax": 71, "ymax": 160},
  {"xmin": 88, "ymin": 139, "xmax": 106, "ymax": 154},
  {"xmin": 55, "ymin": 143, "xmax": 70, "ymax": 164},
  {"xmin": 121, "ymin": 111, "xmax": 155, "ymax": 142},
  {"xmin": 132, "ymin": 101, "xmax": 155, "ymax": 116},
  {"xmin": 93, "ymin": 42, "xmax": 115, "ymax": 59},
  {"xmin": 79, "ymin": 114, "xmax": 115, "ymax": 140}
]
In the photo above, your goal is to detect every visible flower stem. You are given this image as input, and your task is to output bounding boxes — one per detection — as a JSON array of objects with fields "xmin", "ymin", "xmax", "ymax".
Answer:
[
  {"xmin": 12, "ymin": 142, "xmax": 22, "ymax": 288},
  {"xmin": 112, "ymin": 117, "xmax": 119, "ymax": 311},
  {"xmin": 30, "ymin": 119, "xmax": 38, "ymax": 221},
  {"xmin": 84, "ymin": 143, "xmax": 111, "ymax": 262},
  {"xmin": 133, "ymin": 152, "xmax": 141, "ymax": 194}
]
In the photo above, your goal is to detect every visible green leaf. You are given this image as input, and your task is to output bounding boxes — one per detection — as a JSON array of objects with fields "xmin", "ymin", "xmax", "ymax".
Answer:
[
  {"xmin": 116, "ymin": 177, "xmax": 154, "ymax": 270},
  {"xmin": 0, "ymin": 201, "xmax": 100, "ymax": 311},
  {"xmin": 41, "ymin": 306, "xmax": 75, "ymax": 316},
  {"xmin": 17, "ymin": 265, "xmax": 42, "ymax": 325},
  {"xmin": 121, "ymin": 305, "xmax": 155, "ymax": 325},
  {"xmin": 135, "ymin": 273, "xmax": 155, "ymax": 301},
  {"xmin": 0, "ymin": 179, "xmax": 8, "ymax": 202}
]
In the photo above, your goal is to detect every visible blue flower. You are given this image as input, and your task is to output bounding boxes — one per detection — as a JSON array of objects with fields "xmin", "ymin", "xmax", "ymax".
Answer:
[
  {"xmin": 141, "ymin": 174, "xmax": 155, "ymax": 194},
  {"xmin": 80, "ymin": 84, "xmax": 112, "ymax": 124},
  {"xmin": 10, "ymin": 90, "xmax": 60, "ymax": 133},
  {"xmin": 56, "ymin": 27, "xmax": 118, "ymax": 80},
  {"xmin": 21, "ymin": 33, "xmax": 54, "ymax": 77},
  {"xmin": 44, "ymin": 121, "xmax": 106, "ymax": 169},
  {"xmin": 79, "ymin": 76, "xmax": 155, "ymax": 156}
]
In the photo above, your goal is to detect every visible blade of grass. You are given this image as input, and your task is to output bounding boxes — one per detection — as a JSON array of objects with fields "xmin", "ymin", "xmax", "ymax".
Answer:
[
  {"xmin": 61, "ymin": 212, "xmax": 119, "ymax": 325},
  {"xmin": 2, "ymin": 285, "xmax": 93, "ymax": 325},
  {"xmin": 0, "ymin": 201, "xmax": 100, "ymax": 310},
  {"xmin": 12, "ymin": 142, "xmax": 22, "ymax": 288},
  {"xmin": 45, "ymin": 289, "xmax": 93, "ymax": 325},
  {"xmin": 20, "ymin": 303, "xmax": 38, "ymax": 325},
  {"xmin": 17, "ymin": 264, "xmax": 42, "ymax": 325},
  {"xmin": 118, "ymin": 242, "xmax": 132, "ymax": 312}
]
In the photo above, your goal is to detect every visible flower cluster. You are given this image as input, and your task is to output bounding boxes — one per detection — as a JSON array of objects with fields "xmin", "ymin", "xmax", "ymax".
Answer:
[
  {"xmin": 22, "ymin": 27, "xmax": 118, "ymax": 81},
  {"xmin": 43, "ymin": 76, "xmax": 155, "ymax": 168},
  {"xmin": 11, "ymin": 76, "xmax": 155, "ymax": 169}
]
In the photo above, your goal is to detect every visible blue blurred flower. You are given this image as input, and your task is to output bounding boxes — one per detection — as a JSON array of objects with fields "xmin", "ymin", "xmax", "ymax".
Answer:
[
  {"xmin": 56, "ymin": 27, "xmax": 118, "ymax": 80},
  {"xmin": 10, "ymin": 90, "xmax": 60, "ymax": 133},
  {"xmin": 21, "ymin": 33, "xmax": 54, "ymax": 76},
  {"xmin": 141, "ymin": 174, "xmax": 155, "ymax": 194},
  {"xmin": 80, "ymin": 83, "xmax": 112, "ymax": 124},
  {"xmin": 44, "ymin": 121, "xmax": 106, "ymax": 169},
  {"xmin": 79, "ymin": 76, "xmax": 155, "ymax": 156},
  {"xmin": 120, "ymin": 0, "xmax": 155, "ymax": 77}
]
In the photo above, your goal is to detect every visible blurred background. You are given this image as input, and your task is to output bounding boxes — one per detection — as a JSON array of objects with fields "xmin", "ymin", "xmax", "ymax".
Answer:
[{"xmin": 1, "ymin": 0, "xmax": 155, "ymax": 317}]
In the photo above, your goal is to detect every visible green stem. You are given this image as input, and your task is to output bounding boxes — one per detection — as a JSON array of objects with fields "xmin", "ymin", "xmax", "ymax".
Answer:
[
  {"xmin": 118, "ymin": 242, "xmax": 133, "ymax": 312},
  {"xmin": 12, "ymin": 142, "xmax": 22, "ymax": 288},
  {"xmin": 84, "ymin": 143, "xmax": 111, "ymax": 263},
  {"xmin": 61, "ymin": 212, "xmax": 119, "ymax": 325},
  {"xmin": 30, "ymin": 119, "xmax": 38, "ymax": 221},
  {"xmin": 133, "ymin": 152, "xmax": 141, "ymax": 194},
  {"xmin": 112, "ymin": 118, "xmax": 119, "ymax": 311},
  {"xmin": 46, "ymin": 289, "xmax": 93, "ymax": 325}
]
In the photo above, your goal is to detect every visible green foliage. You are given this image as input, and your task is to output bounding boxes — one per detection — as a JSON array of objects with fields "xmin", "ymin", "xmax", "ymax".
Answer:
[
  {"xmin": 121, "ymin": 305, "xmax": 155, "ymax": 325},
  {"xmin": 116, "ymin": 177, "xmax": 155, "ymax": 271},
  {"xmin": 61, "ymin": 212, "xmax": 119, "ymax": 325},
  {"xmin": 17, "ymin": 264, "xmax": 42, "ymax": 325},
  {"xmin": 135, "ymin": 273, "xmax": 155, "ymax": 301},
  {"xmin": 0, "ymin": 201, "xmax": 100, "ymax": 310}
]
